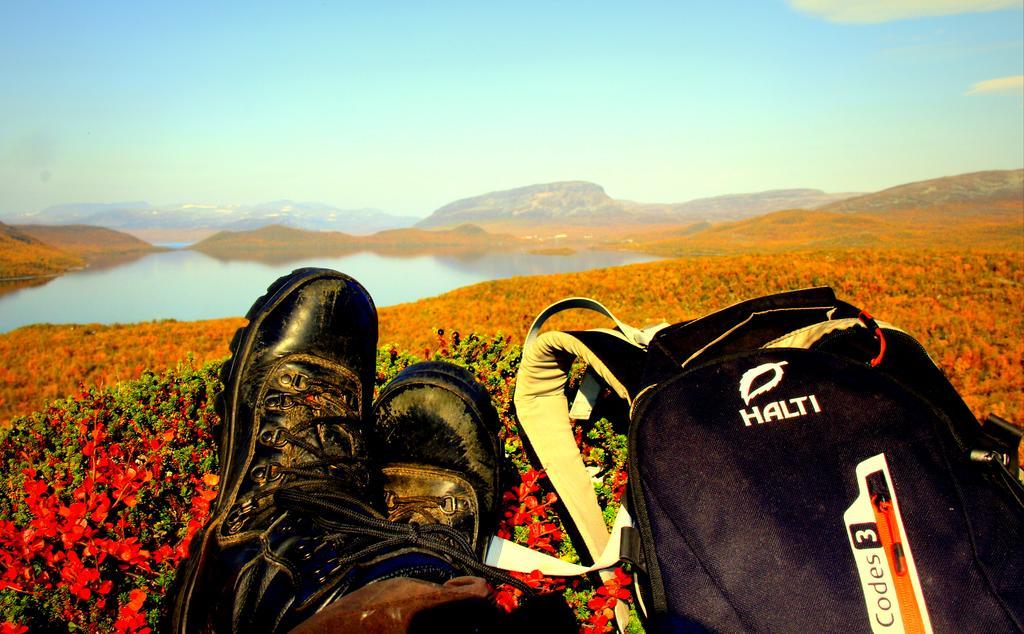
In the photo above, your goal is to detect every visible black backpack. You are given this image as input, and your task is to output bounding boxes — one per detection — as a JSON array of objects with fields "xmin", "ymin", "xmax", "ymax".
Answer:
[{"xmin": 503, "ymin": 287, "xmax": 1023, "ymax": 632}]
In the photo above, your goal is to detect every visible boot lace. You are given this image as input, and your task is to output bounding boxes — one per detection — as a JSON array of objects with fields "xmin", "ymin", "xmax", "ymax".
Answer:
[
  {"xmin": 250, "ymin": 374, "xmax": 535, "ymax": 596},
  {"xmin": 274, "ymin": 484, "xmax": 536, "ymax": 595}
]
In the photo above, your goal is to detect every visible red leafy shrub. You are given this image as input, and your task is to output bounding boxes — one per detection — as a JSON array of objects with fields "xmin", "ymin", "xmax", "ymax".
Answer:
[
  {"xmin": 0, "ymin": 364, "xmax": 221, "ymax": 631},
  {"xmin": 1, "ymin": 334, "xmax": 639, "ymax": 631}
]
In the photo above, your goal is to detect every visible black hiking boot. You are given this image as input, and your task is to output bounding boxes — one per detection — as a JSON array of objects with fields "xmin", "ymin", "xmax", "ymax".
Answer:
[
  {"xmin": 372, "ymin": 361, "xmax": 502, "ymax": 560},
  {"xmin": 171, "ymin": 268, "xmax": 381, "ymax": 633},
  {"xmin": 172, "ymin": 270, "xmax": 534, "ymax": 634}
]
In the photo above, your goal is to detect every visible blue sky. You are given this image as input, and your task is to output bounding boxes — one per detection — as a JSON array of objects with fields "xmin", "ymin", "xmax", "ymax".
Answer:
[{"xmin": 1, "ymin": 0, "xmax": 1022, "ymax": 217}]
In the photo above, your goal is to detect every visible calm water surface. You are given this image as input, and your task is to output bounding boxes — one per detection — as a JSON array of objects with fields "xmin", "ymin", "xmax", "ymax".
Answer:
[{"xmin": 0, "ymin": 248, "xmax": 659, "ymax": 333}]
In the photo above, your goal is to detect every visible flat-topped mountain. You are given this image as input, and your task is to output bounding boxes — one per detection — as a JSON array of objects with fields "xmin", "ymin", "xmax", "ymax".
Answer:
[
  {"xmin": 420, "ymin": 181, "xmax": 631, "ymax": 227},
  {"xmin": 823, "ymin": 169, "xmax": 1023, "ymax": 214},
  {"xmin": 417, "ymin": 181, "xmax": 856, "ymax": 228}
]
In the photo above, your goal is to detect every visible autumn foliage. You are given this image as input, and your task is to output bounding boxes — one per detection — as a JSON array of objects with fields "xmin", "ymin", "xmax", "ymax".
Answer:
[
  {"xmin": 0, "ymin": 222, "xmax": 84, "ymax": 280},
  {"xmin": 619, "ymin": 201, "xmax": 1023, "ymax": 256},
  {"xmin": 0, "ymin": 247, "xmax": 1022, "ymax": 631},
  {"xmin": 7, "ymin": 249, "xmax": 1018, "ymax": 429},
  {"xmin": 0, "ymin": 320, "xmax": 243, "ymax": 424},
  {"xmin": 0, "ymin": 334, "xmax": 643, "ymax": 632}
]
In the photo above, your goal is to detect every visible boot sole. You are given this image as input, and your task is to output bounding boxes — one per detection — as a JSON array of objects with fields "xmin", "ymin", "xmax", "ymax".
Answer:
[{"xmin": 171, "ymin": 267, "xmax": 375, "ymax": 633}]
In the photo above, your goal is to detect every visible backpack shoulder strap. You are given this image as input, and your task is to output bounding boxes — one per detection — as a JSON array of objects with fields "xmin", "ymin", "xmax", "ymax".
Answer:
[
  {"xmin": 524, "ymin": 296, "xmax": 663, "ymax": 349},
  {"xmin": 515, "ymin": 299, "xmax": 660, "ymax": 555},
  {"xmin": 502, "ymin": 298, "xmax": 664, "ymax": 631}
]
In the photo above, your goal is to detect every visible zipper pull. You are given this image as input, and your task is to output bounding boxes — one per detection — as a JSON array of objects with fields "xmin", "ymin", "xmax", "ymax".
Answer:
[{"xmin": 877, "ymin": 500, "xmax": 907, "ymax": 576}]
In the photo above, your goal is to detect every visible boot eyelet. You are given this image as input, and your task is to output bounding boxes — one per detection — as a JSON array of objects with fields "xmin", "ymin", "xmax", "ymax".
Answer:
[
  {"xmin": 251, "ymin": 462, "xmax": 283, "ymax": 484},
  {"xmin": 293, "ymin": 541, "xmax": 314, "ymax": 560},
  {"xmin": 315, "ymin": 562, "xmax": 336, "ymax": 584},
  {"xmin": 259, "ymin": 428, "xmax": 286, "ymax": 447},
  {"xmin": 226, "ymin": 499, "xmax": 256, "ymax": 534},
  {"xmin": 441, "ymin": 495, "xmax": 457, "ymax": 514},
  {"xmin": 267, "ymin": 463, "xmax": 282, "ymax": 482},
  {"xmin": 265, "ymin": 393, "xmax": 294, "ymax": 411},
  {"xmin": 277, "ymin": 518, "xmax": 296, "ymax": 536}
]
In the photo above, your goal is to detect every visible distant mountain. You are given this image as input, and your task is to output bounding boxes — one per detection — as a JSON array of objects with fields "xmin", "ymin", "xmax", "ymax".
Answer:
[
  {"xmin": 36, "ymin": 201, "xmax": 153, "ymax": 222},
  {"xmin": 622, "ymin": 170, "xmax": 1024, "ymax": 256},
  {"xmin": 419, "ymin": 182, "xmax": 635, "ymax": 227},
  {"xmin": 14, "ymin": 224, "xmax": 161, "ymax": 259},
  {"xmin": 417, "ymin": 181, "xmax": 857, "ymax": 228},
  {"xmin": 662, "ymin": 189, "xmax": 857, "ymax": 218},
  {"xmin": 626, "ymin": 205, "xmax": 1023, "ymax": 256},
  {"xmin": 822, "ymin": 169, "xmax": 1023, "ymax": 214},
  {"xmin": 191, "ymin": 223, "xmax": 519, "ymax": 262},
  {"xmin": 6, "ymin": 200, "xmax": 418, "ymax": 241},
  {"xmin": 0, "ymin": 221, "xmax": 83, "ymax": 279}
]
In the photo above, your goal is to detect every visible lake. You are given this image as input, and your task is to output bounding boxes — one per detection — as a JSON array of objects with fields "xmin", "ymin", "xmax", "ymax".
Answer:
[{"xmin": 0, "ymin": 248, "xmax": 660, "ymax": 333}]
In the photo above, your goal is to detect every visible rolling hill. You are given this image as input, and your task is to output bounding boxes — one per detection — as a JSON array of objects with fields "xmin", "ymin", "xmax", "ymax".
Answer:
[
  {"xmin": 621, "ymin": 208, "xmax": 1021, "ymax": 256},
  {"xmin": 618, "ymin": 169, "xmax": 1024, "ymax": 256},
  {"xmin": 1, "ymin": 223, "xmax": 164, "ymax": 286},
  {"xmin": 15, "ymin": 224, "xmax": 162, "ymax": 259},
  {"xmin": 190, "ymin": 223, "xmax": 520, "ymax": 261},
  {"xmin": 0, "ymin": 221, "xmax": 84, "ymax": 279},
  {"xmin": 823, "ymin": 169, "xmax": 1023, "ymax": 214}
]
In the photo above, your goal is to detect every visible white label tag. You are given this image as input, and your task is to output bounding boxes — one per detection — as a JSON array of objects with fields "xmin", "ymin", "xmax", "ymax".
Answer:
[{"xmin": 843, "ymin": 453, "xmax": 931, "ymax": 634}]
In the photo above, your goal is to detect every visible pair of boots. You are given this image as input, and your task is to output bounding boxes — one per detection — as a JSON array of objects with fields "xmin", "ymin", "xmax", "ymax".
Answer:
[{"xmin": 171, "ymin": 269, "xmax": 568, "ymax": 633}]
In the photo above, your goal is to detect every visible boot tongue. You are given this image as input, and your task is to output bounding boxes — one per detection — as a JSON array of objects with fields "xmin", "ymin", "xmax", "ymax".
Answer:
[
  {"xmin": 261, "ymin": 355, "xmax": 370, "ymax": 486},
  {"xmin": 224, "ymin": 355, "xmax": 377, "ymax": 536},
  {"xmin": 316, "ymin": 416, "xmax": 364, "ymax": 458}
]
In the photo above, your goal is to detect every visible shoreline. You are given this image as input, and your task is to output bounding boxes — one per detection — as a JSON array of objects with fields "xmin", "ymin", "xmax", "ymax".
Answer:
[
  {"xmin": 0, "ymin": 247, "xmax": 168, "ymax": 285},
  {"xmin": 0, "ymin": 270, "xmax": 74, "ymax": 283}
]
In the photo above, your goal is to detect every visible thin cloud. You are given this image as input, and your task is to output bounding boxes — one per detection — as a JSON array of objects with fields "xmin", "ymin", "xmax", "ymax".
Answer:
[
  {"xmin": 965, "ymin": 75, "xmax": 1024, "ymax": 95},
  {"xmin": 788, "ymin": 0, "xmax": 1023, "ymax": 23}
]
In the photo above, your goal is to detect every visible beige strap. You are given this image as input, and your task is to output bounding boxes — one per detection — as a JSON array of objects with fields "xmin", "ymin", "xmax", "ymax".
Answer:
[
  {"xmin": 484, "ymin": 506, "xmax": 633, "ymax": 576},
  {"xmin": 524, "ymin": 297, "xmax": 662, "ymax": 350},
  {"xmin": 484, "ymin": 506, "xmax": 634, "ymax": 630},
  {"xmin": 512, "ymin": 298, "xmax": 663, "ymax": 632},
  {"xmin": 515, "ymin": 330, "xmax": 630, "ymax": 558}
]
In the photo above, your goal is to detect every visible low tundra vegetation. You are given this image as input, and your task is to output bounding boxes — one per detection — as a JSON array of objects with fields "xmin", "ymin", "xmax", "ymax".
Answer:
[{"xmin": 0, "ymin": 333, "xmax": 640, "ymax": 633}]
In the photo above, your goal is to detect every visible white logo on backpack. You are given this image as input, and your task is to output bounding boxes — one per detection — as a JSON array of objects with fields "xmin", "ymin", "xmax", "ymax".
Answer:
[
  {"xmin": 739, "ymin": 361, "xmax": 788, "ymax": 405},
  {"xmin": 738, "ymin": 360, "xmax": 822, "ymax": 427}
]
